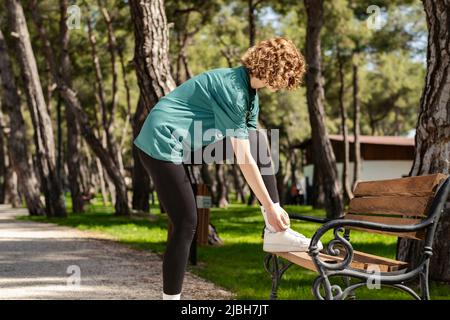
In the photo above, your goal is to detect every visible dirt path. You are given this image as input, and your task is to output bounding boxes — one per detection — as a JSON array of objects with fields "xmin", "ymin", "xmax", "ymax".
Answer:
[{"xmin": 0, "ymin": 205, "xmax": 234, "ymax": 300}]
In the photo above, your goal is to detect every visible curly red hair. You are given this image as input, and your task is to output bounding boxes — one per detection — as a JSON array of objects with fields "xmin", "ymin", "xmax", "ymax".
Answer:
[{"xmin": 241, "ymin": 37, "xmax": 306, "ymax": 91}]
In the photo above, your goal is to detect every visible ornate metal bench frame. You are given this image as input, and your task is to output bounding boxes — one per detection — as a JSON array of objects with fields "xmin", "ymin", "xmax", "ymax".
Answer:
[{"xmin": 264, "ymin": 177, "xmax": 450, "ymax": 300}]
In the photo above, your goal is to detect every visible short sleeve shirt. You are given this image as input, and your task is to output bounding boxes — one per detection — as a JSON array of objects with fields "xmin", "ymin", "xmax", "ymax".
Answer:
[{"xmin": 133, "ymin": 65, "xmax": 259, "ymax": 163}]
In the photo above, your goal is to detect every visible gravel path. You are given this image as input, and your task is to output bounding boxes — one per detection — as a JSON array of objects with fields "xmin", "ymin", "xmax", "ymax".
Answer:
[{"xmin": 0, "ymin": 205, "xmax": 234, "ymax": 300}]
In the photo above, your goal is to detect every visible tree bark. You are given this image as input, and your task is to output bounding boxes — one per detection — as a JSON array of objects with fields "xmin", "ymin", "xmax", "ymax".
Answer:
[
  {"xmin": 0, "ymin": 29, "xmax": 44, "ymax": 215},
  {"xmin": 129, "ymin": 0, "xmax": 176, "ymax": 213},
  {"xmin": 397, "ymin": 0, "xmax": 450, "ymax": 281},
  {"xmin": 0, "ymin": 111, "xmax": 21, "ymax": 207},
  {"xmin": 7, "ymin": 0, "xmax": 66, "ymax": 217},
  {"xmin": 337, "ymin": 47, "xmax": 353, "ymax": 202},
  {"xmin": 304, "ymin": 0, "xmax": 343, "ymax": 218},
  {"xmin": 1, "ymin": 141, "xmax": 21, "ymax": 208}
]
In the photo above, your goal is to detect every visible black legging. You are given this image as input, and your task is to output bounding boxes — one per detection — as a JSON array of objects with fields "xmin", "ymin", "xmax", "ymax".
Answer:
[{"xmin": 138, "ymin": 130, "xmax": 279, "ymax": 295}]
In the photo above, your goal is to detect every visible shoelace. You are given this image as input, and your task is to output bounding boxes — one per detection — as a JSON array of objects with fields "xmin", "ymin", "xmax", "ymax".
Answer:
[
  {"xmin": 285, "ymin": 228, "xmax": 306, "ymax": 238},
  {"xmin": 266, "ymin": 227, "xmax": 308, "ymax": 239}
]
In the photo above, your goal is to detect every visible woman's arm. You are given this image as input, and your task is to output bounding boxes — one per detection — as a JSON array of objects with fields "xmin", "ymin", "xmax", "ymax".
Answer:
[{"xmin": 230, "ymin": 137, "xmax": 289, "ymax": 232}]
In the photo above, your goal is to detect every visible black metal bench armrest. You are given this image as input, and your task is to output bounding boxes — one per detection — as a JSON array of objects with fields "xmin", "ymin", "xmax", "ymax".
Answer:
[
  {"xmin": 288, "ymin": 214, "xmax": 331, "ymax": 224},
  {"xmin": 305, "ymin": 218, "xmax": 434, "ymax": 272}
]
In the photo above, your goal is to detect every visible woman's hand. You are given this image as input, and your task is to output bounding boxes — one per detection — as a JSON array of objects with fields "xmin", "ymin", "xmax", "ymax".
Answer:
[
  {"xmin": 264, "ymin": 203, "xmax": 290, "ymax": 232},
  {"xmin": 230, "ymin": 137, "xmax": 290, "ymax": 232}
]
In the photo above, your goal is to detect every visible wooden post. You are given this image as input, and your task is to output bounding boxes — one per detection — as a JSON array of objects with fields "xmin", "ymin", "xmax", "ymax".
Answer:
[{"xmin": 195, "ymin": 184, "xmax": 211, "ymax": 246}]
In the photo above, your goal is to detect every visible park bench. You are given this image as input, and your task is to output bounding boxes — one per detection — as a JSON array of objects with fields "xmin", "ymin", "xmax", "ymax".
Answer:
[{"xmin": 264, "ymin": 173, "xmax": 450, "ymax": 300}]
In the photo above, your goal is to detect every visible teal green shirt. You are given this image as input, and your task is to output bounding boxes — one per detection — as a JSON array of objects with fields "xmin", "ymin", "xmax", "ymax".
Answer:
[{"xmin": 134, "ymin": 65, "xmax": 259, "ymax": 163}]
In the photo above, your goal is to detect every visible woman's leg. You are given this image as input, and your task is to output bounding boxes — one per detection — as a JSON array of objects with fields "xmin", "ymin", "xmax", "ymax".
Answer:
[{"xmin": 138, "ymin": 149, "xmax": 197, "ymax": 298}]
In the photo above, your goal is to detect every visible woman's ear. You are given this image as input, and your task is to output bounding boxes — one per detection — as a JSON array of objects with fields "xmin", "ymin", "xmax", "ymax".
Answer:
[{"xmin": 250, "ymin": 77, "xmax": 266, "ymax": 90}]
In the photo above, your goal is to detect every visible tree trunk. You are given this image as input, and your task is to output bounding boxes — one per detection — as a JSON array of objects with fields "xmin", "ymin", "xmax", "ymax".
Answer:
[
  {"xmin": 0, "ymin": 151, "xmax": 20, "ymax": 208},
  {"xmin": 4, "ymin": 164, "xmax": 21, "ymax": 207},
  {"xmin": 56, "ymin": 95, "xmax": 63, "ymax": 181},
  {"xmin": 200, "ymin": 164, "xmax": 216, "ymax": 204},
  {"xmin": 397, "ymin": 0, "xmax": 450, "ymax": 281},
  {"xmin": 2, "ymin": 150, "xmax": 21, "ymax": 208},
  {"xmin": 64, "ymin": 101, "xmax": 83, "ymax": 213},
  {"xmin": 215, "ymin": 164, "xmax": 228, "ymax": 208},
  {"xmin": 337, "ymin": 47, "xmax": 353, "ymax": 202},
  {"xmin": 86, "ymin": 18, "xmax": 123, "ymax": 178},
  {"xmin": 29, "ymin": 0, "xmax": 130, "ymax": 216},
  {"xmin": 117, "ymin": 40, "xmax": 133, "ymax": 154},
  {"xmin": 58, "ymin": 0, "xmax": 84, "ymax": 214},
  {"xmin": 7, "ymin": 0, "xmax": 66, "ymax": 218},
  {"xmin": 232, "ymin": 164, "xmax": 246, "ymax": 203},
  {"xmin": 311, "ymin": 164, "xmax": 325, "ymax": 208},
  {"xmin": 0, "ymin": 110, "xmax": 21, "ymax": 207},
  {"xmin": 96, "ymin": 157, "xmax": 108, "ymax": 206},
  {"xmin": 276, "ymin": 155, "xmax": 286, "ymax": 205},
  {"xmin": 58, "ymin": 55, "xmax": 130, "ymax": 216},
  {"xmin": 352, "ymin": 59, "xmax": 361, "ymax": 191},
  {"xmin": 176, "ymin": 32, "xmax": 193, "ymax": 85},
  {"xmin": 248, "ymin": 0, "xmax": 256, "ymax": 46},
  {"xmin": 129, "ymin": 0, "xmax": 176, "ymax": 213},
  {"xmin": 97, "ymin": 3, "xmax": 125, "ymax": 176},
  {"xmin": 85, "ymin": 23, "xmax": 119, "ymax": 208},
  {"xmin": 0, "ymin": 28, "xmax": 44, "ymax": 215},
  {"xmin": 78, "ymin": 138, "xmax": 93, "ymax": 197},
  {"xmin": 304, "ymin": 0, "xmax": 343, "ymax": 218},
  {"xmin": 0, "ymin": 113, "xmax": 6, "ymax": 203}
]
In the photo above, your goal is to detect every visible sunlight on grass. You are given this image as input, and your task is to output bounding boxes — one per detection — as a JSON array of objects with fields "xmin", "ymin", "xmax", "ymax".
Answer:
[{"xmin": 19, "ymin": 199, "xmax": 450, "ymax": 300}]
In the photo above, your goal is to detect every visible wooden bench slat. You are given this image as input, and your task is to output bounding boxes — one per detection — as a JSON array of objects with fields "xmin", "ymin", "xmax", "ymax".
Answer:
[
  {"xmin": 344, "ymin": 213, "xmax": 424, "ymax": 239},
  {"xmin": 345, "ymin": 226, "xmax": 423, "ymax": 240},
  {"xmin": 276, "ymin": 250, "xmax": 408, "ymax": 273},
  {"xmin": 348, "ymin": 196, "xmax": 431, "ymax": 217},
  {"xmin": 345, "ymin": 213, "xmax": 421, "ymax": 225},
  {"xmin": 352, "ymin": 251, "xmax": 408, "ymax": 272},
  {"xmin": 353, "ymin": 173, "xmax": 447, "ymax": 197}
]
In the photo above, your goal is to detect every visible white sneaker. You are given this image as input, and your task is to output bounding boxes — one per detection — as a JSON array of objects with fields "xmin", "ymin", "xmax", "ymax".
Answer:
[
  {"xmin": 260, "ymin": 204, "xmax": 323, "ymax": 253},
  {"xmin": 263, "ymin": 227, "xmax": 323, "ymax": 253}
]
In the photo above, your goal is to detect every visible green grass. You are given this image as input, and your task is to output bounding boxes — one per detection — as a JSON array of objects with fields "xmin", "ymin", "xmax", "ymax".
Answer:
[{"xmin": 19, "ymin": 197, "xmax": 450, "ymax": 300}]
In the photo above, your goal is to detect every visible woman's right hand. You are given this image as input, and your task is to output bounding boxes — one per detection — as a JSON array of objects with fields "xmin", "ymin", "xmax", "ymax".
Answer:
[{"xmin": 264, "ymin": 204, "xmax": 290, "ymax": 232}]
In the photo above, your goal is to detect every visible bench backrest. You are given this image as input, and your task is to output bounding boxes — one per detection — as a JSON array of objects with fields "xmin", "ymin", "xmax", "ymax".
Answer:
[{"xmin": 345, "ymin": 173, "xmax": 449, "ymax": 240}]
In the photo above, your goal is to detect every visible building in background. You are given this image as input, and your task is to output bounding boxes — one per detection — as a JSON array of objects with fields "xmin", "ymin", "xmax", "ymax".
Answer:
[{"xmin": 293, "ymin": 135, "xmax": 415, "ymax": 204}]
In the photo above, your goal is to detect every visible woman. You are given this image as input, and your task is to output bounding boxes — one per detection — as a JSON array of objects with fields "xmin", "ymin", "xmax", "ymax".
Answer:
[{"xmin": 134, "ymin": 37, "xmax": 322, "ymax": 300}]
